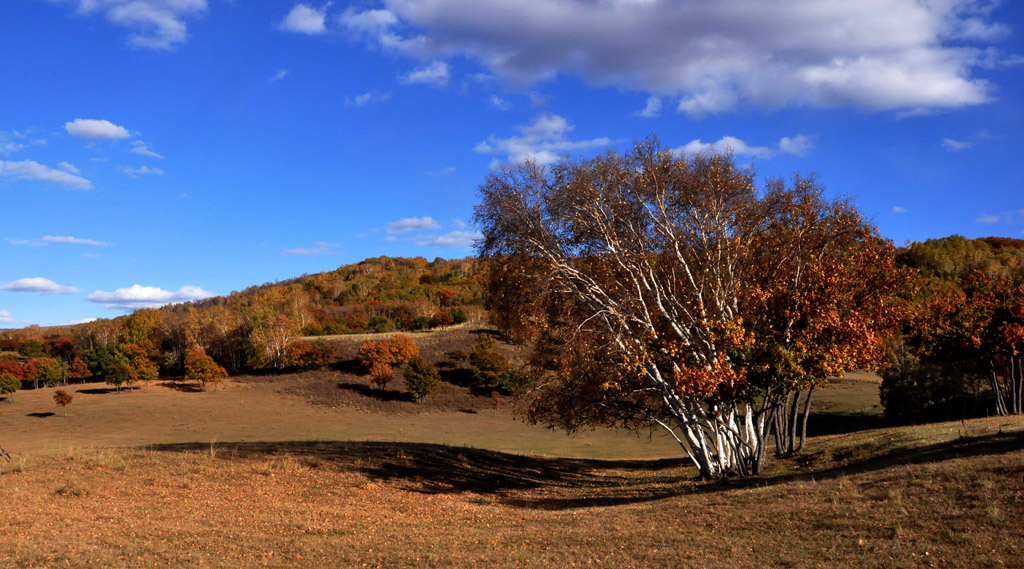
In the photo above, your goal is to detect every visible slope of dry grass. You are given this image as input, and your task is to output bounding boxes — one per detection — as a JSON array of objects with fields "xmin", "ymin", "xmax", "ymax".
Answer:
[
  {"xmin": 1, "ymin": 415, "xmax": 1021, "ymax": 568},
  {"xmin": 2, "ymin": 323, "xmax": 1021, "ymax": 568}
]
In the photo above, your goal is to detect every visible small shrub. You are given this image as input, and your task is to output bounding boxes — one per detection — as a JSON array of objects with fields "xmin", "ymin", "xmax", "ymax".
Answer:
[
  {"xmin": 284, "ymin": 340, "xmax": 332, "ymax": 370},
  {"xmin": 184, "ymin": 349, "xmax": 228, "ymax": 391},
  {"xmin": 410, "ymin": 316, "xmax": 432, "ymax": 331},
  {"xmin": 54, "ymin": 389, "xmax": 74, "ymax": 416},
  {"xmin": 369, "ymin": 362, "xmax": 394, "ymax": 391},
  {"xmin": 470, "ymin": 334, "xmax": 511, "ymax": 391},
  {"xmin": 0, "ymin": 373, "xmax": 21, "ymax": 402},
  {"xmin": 387, "ymin": 334, "xmax": 419, "ymax": 364},
  {"xmin": 430, "ymin": 310, "xmax": 454, "ymax": 329},
  {"xmin": 450, "ymin": 308, "xmax": 468, "ymax": 325},
  {"xmin": 405, "ymin": 357, "xmax": 440, "ymax": 402},
  {"xmin": 493, "ymin": 369, "xmax": 532, "ymax": 395},
  {"xmin": 367, "ymin": 316, "xmax": 395, "ymax": 333}
]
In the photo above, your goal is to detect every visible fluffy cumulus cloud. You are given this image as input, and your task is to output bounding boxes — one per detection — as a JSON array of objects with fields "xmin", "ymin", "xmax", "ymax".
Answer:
[
  {"xmin": 675, "ymin": 134, "xmax": 814, "ymax": 159},
  {"xmin": 69, "ymin": 0, "xmax": 208, "ymax": 50},
  {"xmin": 386, "ymin": 216, "xmax": 442, "ymax": 234},
  {"xmin": 893, "ymin": 206, "xmax": 908, "ymax": 214},
  {"xmin": 416, "ymin": 230, "xmax": 481, "ymax": 248},
  {"xmin": 0, "ymin": 310, "xmax": 13, "ymax": 324},
  {"xmin": 976, "ymin": 214, "xmax": 1000, "ymax": 223},
  {"xmin": 475, "ymin": 113, "xmax": 611, "ymax": 165},
  {"xmin": 87, "ymin": 284, "xmax": 214, "ymax": 311},
  {"xmin": 65, "ymin": 118, "xmax": 131, "ymax": 141},
  {"xmin": 0, "ymin": 277, "xmax": 80, "ymax": 295},
  {"xmin": 342, "ymin": 0, "xmax": 1006, "ymax": 115},
  {"xmin": 636, "ymin": 96, "xmax": 662, "ymax": 118},
  {"xmin": 280, "ymin": 3, "xmax": 330, "ymax": 35},
  {"xmin": 0, "ymin": 159, "xmax": 93, "ymax": 189},
  {"xmin": 400, "ymin": 60, "xmax": 449, "ymax": 87}
]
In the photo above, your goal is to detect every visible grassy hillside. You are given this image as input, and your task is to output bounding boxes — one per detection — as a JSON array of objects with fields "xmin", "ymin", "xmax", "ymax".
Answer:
[{"xmin": 1, "ymin": 322, "xmax": 1021, "ymax": 567}]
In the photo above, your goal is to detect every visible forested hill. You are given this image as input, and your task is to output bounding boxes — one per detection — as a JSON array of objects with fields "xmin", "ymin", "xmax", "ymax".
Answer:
[
  {"xmin": 1, "ymin": 256, "xmax": 485, "ymax": 375},
  {"xmin": 897, "ymin": 235, "xmax": 1024, "ymax": 279}
]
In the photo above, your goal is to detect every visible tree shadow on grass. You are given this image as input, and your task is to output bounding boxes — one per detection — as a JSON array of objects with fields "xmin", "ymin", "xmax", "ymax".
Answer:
[
  {"xmin": 804, "ymin": 412, "xmax": 887, "ymax": 437},
  {"xmin": 144, "ymin": 429, "xmax": 1024, "ymax": 511},
  {"xmin": 157, "ymin": 380, "xmax": 204, "ymax": 393},
  {"xmin": 76, "ymin": 387, "xmax": 118, "ymax": 395},
  {"xmin": 147, "ymin": 439, "xmax": 693, "ymax": 508},
  {"xmin": 336, "ymin": 382, "xmax": 415, "ymax": 403}
]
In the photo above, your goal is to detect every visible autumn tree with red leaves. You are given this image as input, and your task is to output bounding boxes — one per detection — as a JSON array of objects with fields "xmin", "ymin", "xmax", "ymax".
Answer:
[
  {"xmin": 54, "ymin": 389, "xmax": 74, "ymax": 416},
  {"xmin": 185, "ymin": 349, "xmax": 228, "ymax": 391},
  {"xmin": 476, "ymin": 140, "xmax": 901, "ymax": 477},
  {"xmin": 357, "ymin": 335, "xmax": 419, "ymax": 391}
]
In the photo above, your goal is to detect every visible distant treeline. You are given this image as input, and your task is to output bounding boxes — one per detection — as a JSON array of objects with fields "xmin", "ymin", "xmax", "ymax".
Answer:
[
  {"xmin": 0, "ymin": 256, "xmax": 485, "ymax": 389},
  {"xmin": 883, "ymin": 235, "xmax": 1024, "ymax": 422}
]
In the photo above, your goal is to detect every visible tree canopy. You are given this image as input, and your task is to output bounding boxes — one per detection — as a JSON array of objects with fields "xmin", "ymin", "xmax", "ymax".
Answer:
[{"xmin": 475, "ymin": 139, "xmax": 901, "ymax": 477}]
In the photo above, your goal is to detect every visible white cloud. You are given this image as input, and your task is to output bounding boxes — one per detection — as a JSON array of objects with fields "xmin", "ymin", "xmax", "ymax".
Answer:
[
  {"xmin": 68, "ymin": 317, "xmax": 98, "ymax": 325},
  {"xmin": 892, "ymin": 206, "xmax": 908, "ymax": 214},
  {"xmin": 0, "ymin": 310, "xmax": 13, "ymax": 324},
  {"xmin": 57, "ymin": 161, "xmax": 80, "ymax": 174},
  {"xmin": 0, "ymin": 142, "xmax": 25, "ymax": 156},
  {"xmin": 489, "ymin": 95, "xmax": 512, "ymax": 110},
  {"xmin": 386, "ymin": 216, "xmax": 442, "ymax": 234},
  {"xmin": 452, "ymin": 218, "xmax": 467, "ymax": 229},
  {"xmin": 270, "ymin": 69, "xmax": 290, "ymax": 83},
  {"xmin": 0, "ymin": 159, "xmax": 93, "ymax": 190},
  {"xmin": 42, "ymin": 235, "xmax": 110, "ymax": 246},
  {"xmin": 87, "ymin": 284, "xmax": 214, "ymax": 311},
  {"xmin": 677, "ymin": 136, "xmax": 773, "ymax": 159},
  {"xmin": 123, "ymin": 165, "xmax": 165, "ymax": 177},
  {"xmin": 943, "ymin": 138, "xmax": 973, "ymax": 151},
  {"xmin": 636, "ymin": 96, "xmax": 662, "ymax": 118},
  {"xmin": 65, "ymin": 118, "xmax": 131, "ymax": 141},
  {"xmin": 130, "ymin": 140, "xmax": 164, "ymax": 159},
  {"xmin": 475, "ymin": 113, "xmax": 611, "ymax": 165},
  {"xmin": 778, "ymin": 134, "xmax": 814, "ymax": 157},
  {"xmin": 70, "ymin": 0, "xmax": 207, "ymax": 50},
  {"xmin": 401, "ymin": 61, "xmax": 450, "ymax": 87},
  {"xmin": 416, "ymin": 230, "xmax": 481, "ymax": 248},
  {"xmin": 283, "ymin": 242, "xmax": 340, "ymax": 256},
  {"xmin": 976, "ymin": 214, "xmax": 1000, "ymax": 224},
  {"xmin": 339, "ymin": 7, "xmax": 397, "ymax": 33},
  {"xmin": 0, "ymin": 277, "xmax": 80, "ymax": 295},
  {"xmin": 5, "ymin": 238, "xmax": 31, "ymax": 246},
  {"xmin": 675, "ymin": 134, "xmax": 814, "ymax": 159},
  {"xmin": 345, "ymin": 91, "xmax": 391, "ymax": 107},
  {"xmin": 280, "ymin": 3, "xmax": 330, "ymax": 35},
  {"xmin": 342, "ymin": 0, "xmax": 1000, "ymax": 115}
]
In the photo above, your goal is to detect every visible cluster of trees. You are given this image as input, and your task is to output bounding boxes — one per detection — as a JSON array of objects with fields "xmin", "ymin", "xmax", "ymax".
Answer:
[
  {"xmin": 0, "ymin": 257, "xmax": 483, "ymax": 387},
  {"xmin": 476, "ymin": 140, "xmax": 906, "ymax": 478},
  {"xmin": 881, "ymin": 236, "xmax": 1024, "ymax": 422},
  {"xmin": 356, "ymin": 334, "xmax": 441, "ymax": 401}
]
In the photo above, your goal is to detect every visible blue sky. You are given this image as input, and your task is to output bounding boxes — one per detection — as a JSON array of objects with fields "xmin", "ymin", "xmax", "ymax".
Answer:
[{"xmin": 2, "ymin": 0, "xmax": 1023, "ymax": 328}]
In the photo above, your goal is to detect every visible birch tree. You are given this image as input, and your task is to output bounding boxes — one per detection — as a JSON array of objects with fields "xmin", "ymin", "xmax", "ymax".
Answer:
[{"xmin": 475, "ymin": 140, "xmax": 896, "ymax": 477}]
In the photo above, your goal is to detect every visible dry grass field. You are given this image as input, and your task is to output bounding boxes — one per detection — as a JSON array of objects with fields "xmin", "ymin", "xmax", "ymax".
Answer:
[{"xmin": 1, "ymin": 326, "xmax": 1022, "ymax": 568}]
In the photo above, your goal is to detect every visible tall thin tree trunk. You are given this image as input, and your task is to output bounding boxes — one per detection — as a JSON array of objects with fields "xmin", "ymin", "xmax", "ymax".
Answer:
[
  {"xmin": 797, "ymin": 385, "xmax": 815, "ymax": 452},
  {"xmin": 991, "ymin": 369, "xmax": 1007, "ymax": 416},
  {"xmin": 787, "ymin": 390, "xmax": 801, "ymax": 454}
]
